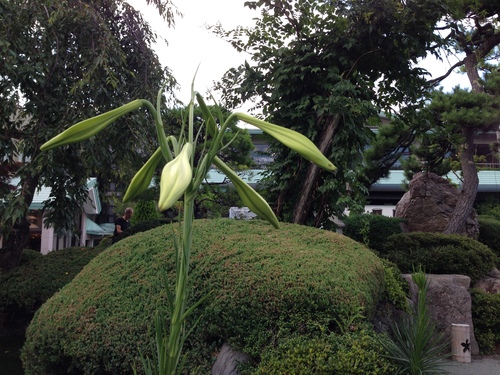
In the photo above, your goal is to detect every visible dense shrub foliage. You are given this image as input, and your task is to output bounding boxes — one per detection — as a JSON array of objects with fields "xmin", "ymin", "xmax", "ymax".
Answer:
[
  {"xmin": 113, "ymin": 217, "xmax": 175, "ymax": 243},
  {"xmin": 343, "ymin": 214, "xmax": 403, "ymax": 252},
  {"xmin": 477, "ymin": 215, "xmax": 500, "ymax": 267},
  {"xmin": 253, "ymin": 327, "xmax": 394, "ymax": 375},
  {"xmin": 22, "ymin": 219, "xmax": 385, "ymax": 374},
  {"xmin": 471, "ymin": 288, "xmax": 500, "ymax": 354},
  {"xmin": 0, "ymin": 246, "xmax": 104, "ymax": 330},
  {"xmin": 380, "ymin": 258, "xmax": 409, "ymax": 312},
  {"xmin": 381, "ymin": 232, "xmax": 496, "ymax": 282}
]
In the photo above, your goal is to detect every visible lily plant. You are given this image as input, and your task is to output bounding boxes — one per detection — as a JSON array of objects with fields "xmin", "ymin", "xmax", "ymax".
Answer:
[{"xmin": 41, "ymin": 86, "xmax": 336, "ymax": 374}]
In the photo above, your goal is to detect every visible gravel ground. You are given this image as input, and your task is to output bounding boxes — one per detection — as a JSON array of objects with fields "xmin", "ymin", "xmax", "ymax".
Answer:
[{"xmin": 439, "ymin": 355, "xmax": 500, "ymax": 375}]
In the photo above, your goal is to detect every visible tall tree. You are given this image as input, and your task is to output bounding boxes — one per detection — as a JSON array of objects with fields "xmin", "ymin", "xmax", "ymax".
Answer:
[
  {"xmin": 216, "ymin": 0, "xmax": 447, "ymax": 227},
  {"xmin": 0, "ymin": 0, "xmax": 178, "ymax": 271}
]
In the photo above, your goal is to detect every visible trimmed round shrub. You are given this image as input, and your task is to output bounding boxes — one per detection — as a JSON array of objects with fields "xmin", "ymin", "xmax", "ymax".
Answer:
[
  {"xmin": 343, "ymin": 214, "xmax": 403, "ymax": 252},
  {"xmin": 381, "ymin": 232, "xmax": 496, "ymax": 282},
  {"xmin": 478, "ymin": 215, "xmax": 500, "ymax": 267},
  {"xmin": 0, "ymin": 247, "xmax": 104, "ymax": 332},
  {"xmin": 471, "ymin": 288, "xmax": 500, "ymax": 354},
  {"xmin": 22, "ymin": 219, "xmax": 385, "ymax": 374}
]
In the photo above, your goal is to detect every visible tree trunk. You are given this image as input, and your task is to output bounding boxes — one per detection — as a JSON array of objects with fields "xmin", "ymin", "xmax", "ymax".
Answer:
[
  {"xmin": 293, "ymin": 115, "xmax": 340, "ymax": 225},
  {"xmin": 444, "ymin": 126, "xmax": 479, "ymax": 235},
  {"xmin": 444, "ymin": 52, "xmax": 483, "ymax": 235}
]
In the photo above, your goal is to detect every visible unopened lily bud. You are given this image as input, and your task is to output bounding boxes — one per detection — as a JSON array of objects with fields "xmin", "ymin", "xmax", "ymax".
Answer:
[
  {"xmin": 123, "ymin": 148, "xmax": 163, "ymax": 203},
  {"xmin": 214, "ymin": 156, "xmax": 280, "ymax": 229},
  {"xmin": 158, "ymin": 143, "xmax": 193, "ymax": 211},
  {"xmin": 235, "ymin": 113, "xmax": 336, "ymax": 172},
  {"xmin": 40, "ymin": 100, "xmax": 143, "ymax": 151}
]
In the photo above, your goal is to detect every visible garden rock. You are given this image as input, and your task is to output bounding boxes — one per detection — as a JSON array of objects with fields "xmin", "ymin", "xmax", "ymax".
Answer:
[
  {"xmin": 395, "ymin": 172, "xmax": 479, "ymax": 238},
  {"xmin": 212, "ymin": 343, "xmax": 250, "ymax": 375},
  {"xmin": 403, "ymin": 273, "xmax": 479, "ymax": 355},
  {"xmin": 473, "ymin": 267, "xmax": 500, "ymax": 294}
]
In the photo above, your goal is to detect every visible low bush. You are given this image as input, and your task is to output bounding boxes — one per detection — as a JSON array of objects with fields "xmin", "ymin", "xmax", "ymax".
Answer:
[
  {"xmin": 112, "ymin": 217, "xmax": 175, "ymax": 243},
  {"xmin": 22, "ymin": 219, "xmax": 385, "ymax": 374},
  {"xmin": 471, "ymin": 288, "xmax": 500, "ymax": 354},
  {"xmin": 477, "ymin": 215, "xmax": 500, "ymax": 267},
  {"xmin": 343, "ymin": 214, "xmax": 403, "ymax": 252},
  {"xmin": 0, "ymin": 246, "xmax": 104, "ymax": 331},
  {"xmin": 380, "ymin": 259, "xmax": 409, "ymax": 312},
  {"xmin": 381, "ymin": 232, "xmax": 496, "ymax": 282},
  {"xmin": 253, "ymin": 327, "xmax": 394, "ymax": 375}
]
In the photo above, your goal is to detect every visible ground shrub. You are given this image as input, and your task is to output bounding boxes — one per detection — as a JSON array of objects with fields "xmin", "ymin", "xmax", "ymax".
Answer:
[
  {"xmin": 343, "ymin": 214, "xmax": 403, "ymax": 252},
  {"xmin": 471, "ymin": 288, "xmax": 500, "ymax": 354},
  {"xmin": 22, "ymin": 219, "xmax": 385, "ymax": 374},
  {"xmin": 113, "ymin": 217, "xmax": 175, "ymax": 243},
  {"xmin": 381, "ymin": 232, "xmax": 496, "ymax": 282},
  {"xmin": 477, "ymin": 215, "xmax": 500, "ymax": 267},
  {"xmin": 380, "ymin": 258, "xmax": 409, "ymax": 312},
  {"xmin": 253, "ymin": 327, "xmax": 394, "ymax": 375},
  {"xmin": 0, "ymin": 246, "xmax": 104, "ymax": 331}
]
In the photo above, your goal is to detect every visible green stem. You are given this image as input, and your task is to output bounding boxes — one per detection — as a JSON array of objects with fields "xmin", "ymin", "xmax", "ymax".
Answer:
[{"xmin": 166, "ymin": 195, "xmax": 194, "ymax": 374}]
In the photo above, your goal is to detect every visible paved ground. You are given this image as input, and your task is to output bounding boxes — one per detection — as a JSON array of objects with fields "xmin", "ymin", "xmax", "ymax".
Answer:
[{"xmin": 439, "ymin": 355, "xmax": 500, "ymax": 374}]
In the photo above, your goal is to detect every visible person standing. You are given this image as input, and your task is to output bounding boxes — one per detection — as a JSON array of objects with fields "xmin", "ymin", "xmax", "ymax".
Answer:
[{"xmin": 113, "ymin": 207, "xmax": 134, "ymax": 243}]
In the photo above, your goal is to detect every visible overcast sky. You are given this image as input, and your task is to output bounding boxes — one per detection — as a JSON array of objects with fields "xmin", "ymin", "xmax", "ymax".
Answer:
[{"xmin": 129, "ymin": 0, "xmax": 470, "ymax": 107}]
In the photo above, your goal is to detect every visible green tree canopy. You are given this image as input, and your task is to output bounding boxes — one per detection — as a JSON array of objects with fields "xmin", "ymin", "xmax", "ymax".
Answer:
[
  {"xmin": 0, "ymin": 0, "xmax": 177, "ymax": 270},
  {"xmin": 216, "ymin": 0, "xmax": 448, "ymax": 227}
]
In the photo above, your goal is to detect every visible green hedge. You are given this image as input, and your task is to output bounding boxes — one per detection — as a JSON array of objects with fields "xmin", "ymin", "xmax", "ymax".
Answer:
[
  {"xmin": 343, "ymin": 214, "xmax": 403, "ymax": 252},
  {"xmin": 478, "ymin": 215, "xmax": 500, "ymax": 267},
  {"xmin": 22, "ymin": 219, "xmax": 385, "ymax": 374},
  {"xmin": 471, "ymin": 288, "xmax": 500, "ymax": 354},
  {"xmin": 0, "ymin": 246, "xmax": 104, "ymax": 330},
  {"xmin": 381, "ymin": 232, "xmax": 496, "ymax": 282}
]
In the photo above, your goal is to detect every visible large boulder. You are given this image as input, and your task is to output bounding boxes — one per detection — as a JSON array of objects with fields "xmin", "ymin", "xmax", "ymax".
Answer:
[
  {"xmin": 473, "ymin": 268, "xmax": 500, "ymax": 294},
  {"xmin": 395, "ymin": 172, "xmax": 479, "ymax": 238},
  {"xmin": 403, "ymin": 274, "xmax": 479, "ymax": 355}
]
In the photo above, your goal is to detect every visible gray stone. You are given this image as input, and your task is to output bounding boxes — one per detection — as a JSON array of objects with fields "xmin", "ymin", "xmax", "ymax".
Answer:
[
  {"xmin": 211, "ymin": 343, "xmax": 250, "ymax": 375},
  {"xmin": 403, "ymin": 274, "xmax": 479, "ymax": 355},
  {"xmin": 474, "ymin": 268, "xmax": 500, "ymax": 294},
  {"xmin": 395, "ymin": 172, "xmax": 479, "ymax": 238}
]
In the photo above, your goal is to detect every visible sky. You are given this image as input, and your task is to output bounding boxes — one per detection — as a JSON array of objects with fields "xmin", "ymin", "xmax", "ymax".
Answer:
[{"xmin": 128, "ymin": 0, "xmax": 471, "ymax": 107}]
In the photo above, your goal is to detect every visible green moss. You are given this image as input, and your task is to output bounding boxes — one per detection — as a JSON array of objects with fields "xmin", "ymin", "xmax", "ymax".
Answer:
[{"xmin": 22, "ymin": 219, "xmax": 385, "ymax": 374}]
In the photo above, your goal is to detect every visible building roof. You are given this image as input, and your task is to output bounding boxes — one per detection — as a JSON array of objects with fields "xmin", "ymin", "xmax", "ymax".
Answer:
[
  {"xmin": 85, "ymin": 218, "xmax": 113, "ymax": 236},
  {"xmin": 9, "ymin": 177, "xmax": 101, "ymax": 212},
  {"xmin": 371, "ymin": 170, "xmax": 500, "ymax": 193}
]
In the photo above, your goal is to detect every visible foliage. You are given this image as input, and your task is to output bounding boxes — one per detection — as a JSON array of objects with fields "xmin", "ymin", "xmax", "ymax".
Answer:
[
  {"xmin": 471, "ymin": 288, "xmax": 500, "ymax": 354},
  {"xmin": 253, "ymin": 327, "xmax": 395, "ymax": 375},
  {"xmin": 216, "ymin": 0, "xmax": 449, "ymax": 226},
  {"xmin": 112, "ymin": 218, "xmax": 175, "ymax": 244},
  {"xmin": 0, "ymin": 0, "xmax": 177, "ymax": 263},
  {"xmin": 21, "ymin": 219, "xmax": 385, "ymax": 374},
  {"xmin": 381, "ymin": 232, "xmax": 496, "ymax": 282},
  {"xmin": 380, "ymin": 269, "xmax": 449, "ymax": 374},
  {"xmin": 0, "ymin": 247, "xmax": 104, "ymax": 328},
  {"xmin": 380, "ymin": 259, "xmax": 409, "ymax": 312},
  {"xmin": 477, "ymin": 215, "xmax": 500, "ymax": 267},
  {"xmin": 343, "ymin": 213, "xmax": 404, "ymax": 252},
  {"xmin": 131, "ymin": 200, "xmax": 161, "ymax": 226}
]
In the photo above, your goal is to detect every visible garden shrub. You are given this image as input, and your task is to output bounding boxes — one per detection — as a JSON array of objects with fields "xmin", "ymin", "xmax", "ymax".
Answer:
[
  {"xmin": 477, "ymin": 215, "xmax": 500, "ymax": 267},
  {"xmin": 0, "ymin": 246, "xmax": 104, "ymax": 330},
  {"xmin": 380, "ymin": 258, "xmax": 409, "ymax": 312},
  {"xmin": 343, "ymin": 213, "xmax": 403, "ymax": 252},
  {"xmin": 381, "ymin": 232, "xmax": 496, "ymax": 282},
  {"xmin": 22, "ymin": 219, "xmax": 385, "ymax": 374},
  {"xmin": 113, "ymin": 217, "xmax": 175, "ymax": 243},
  {"xmin": 471, "ymin": 288, "xmax": 500, "ymax": 354},
  {"xmin": 130, "ymin": 200, "xmax": 161, "ymax": 226},
  {"xmin": 253, "ymin": 327, "xmax": 394, "ymax": 375}
]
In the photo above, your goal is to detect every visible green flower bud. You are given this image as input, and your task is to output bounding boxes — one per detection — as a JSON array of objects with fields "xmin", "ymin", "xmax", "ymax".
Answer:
[
  {"xmin": 123, "ymin": 147, "xmax": 163, "ymax": 203},
  {"xmin": 158, "ymin": 143, "xmax": 193, "ymax": 211},
  {"xmin": 214, "ymin": 156, "xmax": 280, "ymax": 229},
  {"xmin": 40, "ymin": 100, "xmax": 143, "ymax": 151},
  {"xmin": 235, "ymin": 113, "xmax": 336, "ymax": 172}
]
